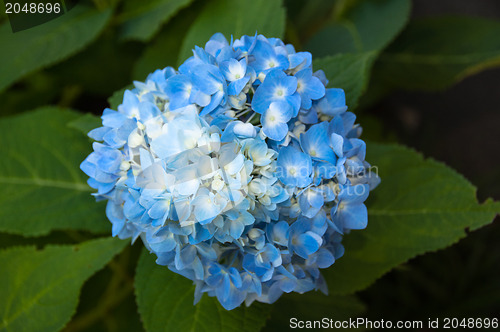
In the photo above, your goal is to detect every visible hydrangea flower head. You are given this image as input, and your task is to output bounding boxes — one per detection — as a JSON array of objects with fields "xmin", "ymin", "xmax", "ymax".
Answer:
[{"xmin": 81, "ymin": 33, "xmax": 379, "ymax": 310}]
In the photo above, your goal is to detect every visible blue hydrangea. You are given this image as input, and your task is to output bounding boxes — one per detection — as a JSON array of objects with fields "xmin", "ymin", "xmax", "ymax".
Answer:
[{"xmin": 81, "ymin": 33, "xmax": 380, "ymax": 310}]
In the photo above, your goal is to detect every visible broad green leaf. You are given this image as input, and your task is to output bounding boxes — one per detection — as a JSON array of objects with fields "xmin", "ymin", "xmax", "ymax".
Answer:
[
  {"xmin": 313, "ymin": 52, "xmax": 376, "ymax": 109},
  {"xmin": 63, "ymin": 245, "xmax": 143, "ymax": 332},
  {"xmin": 0, "ymin": 237, "xmax": 127, "ymax": 332},
  {"xmin": 118, "ymin": 0, "xmax": 193, "ymax": 41},
  {"xmin": 361, "ymin": 226, "xmax": 500, "ymax": 319},
  {"xmin": 0, "ymin": 231, "xmax": 78, "ymax": 250},
  {"xmin": 0, "ymin": 72, "xmax": 58, "ymax": 117},
  {"xmin": 0, "ymin": 4, "xmax": 112, "ymax": 92},
  {"xmin": 355, "ymin": 114, "xmax": 397, "ymax": 143},
  {"xmin": 133, "ymin": 30, "xmax": 183, "ymax": 80},
  {"xmin": 285, "ymin": 0, "xmax": 336, "ymax": 38},
  {"xmin": 47, "ymin": 32, "xmax": 142, "ymax": 97},
  {"xmin": 178, "ymin": 0, "xmax": 285, "ymax": 64},
  {"xmin": 135, "ymin": 250, "xmax": 270, "ymax": 332},
  {"xmin": 324, "ymin": 142, "xmax": 500, "ymax": 295},
  {"xmin": 132, "ymin": 6, "xmax": 197, "ymax": 80},
  {"xmin": 305, "ymin": 0, "xmax": 411, "ymax": 57},
  {"xmin": 375, "ymin": 16, "xmax": 500, "ymax": 90},
  {"xmin": 306, "ymin": 0, "xmax": 411, "ymax": 110},
  {"xmin": 0, "ymin": 107, "xmax": 110, "ymax": 236},
  {"xmin": 0, "ymin": 7, "xmax": 7, "ymax": 21}
]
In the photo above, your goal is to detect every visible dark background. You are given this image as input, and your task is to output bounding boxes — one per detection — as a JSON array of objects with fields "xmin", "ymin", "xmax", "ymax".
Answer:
[{"xmin": 359, "ymin": 0, "xmax": 500, "ymax": 322}]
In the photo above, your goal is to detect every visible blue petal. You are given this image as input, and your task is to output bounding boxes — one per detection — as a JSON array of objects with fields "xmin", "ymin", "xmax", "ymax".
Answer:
[
  {"xmin": 164, "ymin": 75, "xmax": 192, "ymax": 110},
  {"xmin": 298, "ymin": 108, "xmax": 318, "ymax": 124},
  {"xmin": 263, "ymin": 122, "xmax": 288, "ymax": 141},
  {"xmin": 251, "ymin": 69, "xmax": 297, "ymax": 114},
  {"xmin": 313, "ymin": 88, "xmax": 347, "ymax": 117},
  {"xmin": 330, "ymin": 132, "xmax": 344, "ymax": 157},
  {"xmin": 148, "ymin": 199, "xmax": 170, "ymax": 219},
  {"xmin": 102, "ymin": 108, "xmax": 126, "ymax": 128},
  {"xmin": 232, "ymin": 121, "xmax": 256, "ymax": 138},
  {"xmin": 289, "ymin": 52, "xmax": 312, "ymax": 69},
  {"xmin": 300, "ymin": 122, "xmax": 336, "ymax": 164},
  {"xmin": 338, "ymin": 184, "xmax": 369, "ymax": 204},
  {"xmin": 279, "ymin": 277, "xmax": 297, "ymax": 293},
  {"xmin": 88, "ymin": 126, "xmax": 110, "ymax": 141},
  {"xmin": 276, "ymin": 146, "xmax": 313, "ymax": 187},
  {"xmin": 229, "ymin": 220, "xmax": 245, "ymax": 239},
  {"xmin": 315, "ymin": 249, "xmax": 335, "ymax": 268},
  {"xmin": 338, "ymin": 203, "xmax": 368, "ymax": 230},
  {"xmin": 228, "ymin": 76, "xmax": 250, "ymax": 95},
  {"xmin": 268, "ymin": 220, "xmax": 289, "ymax": 246},
  {"xmin": 294, "ymin": 231, "xmax": 322, "ymax": 259}
]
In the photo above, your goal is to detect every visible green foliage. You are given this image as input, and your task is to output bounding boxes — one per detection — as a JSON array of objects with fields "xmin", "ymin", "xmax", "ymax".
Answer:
[
  {"xmin": 0, "ymin": 4, "xmax": 112, "ymax": 92},
  {"xmin": 306, "ymin": 0, "xmax": 411, "ymax": 56},
  {"xmin": 324, "ymin": 142, "xmax": 500, "ymax": 294},
  {"xmin": 375, "ymin": 16, "xmax": 500, "ymax": 90},
  {"xmin": 308, "ymin": 0, "xmax": 411, "ymax": 110},
  {"xmin": 285, "ymin": 0, "xmax": 336, "ymax": 39},
  {"xmin": 0, "ymin": 72, "xmax": 58, "ymax": 117},
  {"xmin": 135, "ymin": 250, "xmax": 270, "ymax": 332},
  {"xmin": 0, "ymin": 237, "xmax": 127, "ymax": 332},
  {"xmin": 313, "ymin": 52, "xmax": 376, "ymax": 109},
  {"xmin": 118, "ymin": 0, "xmax": 193, "ymax": 41},
  {"xmin": 133, "ymin": 6, "xmax": 198, "ymax": 80},
  {"xmin": 177, "ymin": 0, "xmax": 286, "ymax": 64},
  {"xmin": 0, "ymin": 231, "xmax": 81, "ymax": 250},
  {"xmin": 362, "ymin": 225, "xmax": 500, "ymax": 318},
  {"xmin": 0, "ymin": 108, "xmax": 109, "ymax": 236},
  {"xmin": 48, "ymin": 33, "xmax": 141, "ymax": 97},
  {"xmin": 68, "ymin": 113, "xmax": 102, "ymax": 135},
  {"xmin": 63, "ymin": 245, "xmax": 143, "ymax": 332},
  {"xmin": 133, "ymin": 27, "xmax": 184, "ymax": 80}
]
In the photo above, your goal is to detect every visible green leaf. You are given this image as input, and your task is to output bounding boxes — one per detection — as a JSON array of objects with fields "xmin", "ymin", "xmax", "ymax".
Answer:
[
  {"xmin": 47, "ymin": 32, "xmax": 142, "ymax": 97},
  {"xmin": 0, "ymin": 107, "xmax": 110, "ymax": 236},
  {"xmin": 305, "ymin": 0, "xmax": 411, "ymax": 57},
  {"xmin": 0, "ymin": 237, "xmax": 127, "ymax": 332},
  {"xmin": 306, "ymin": 0, "xmax": 411, "ymax": 110},
  {"xmin": 313, "ymin": 52, "xmax": 376, "ymax": 109},
  {"xmin": 324, "ymin": 142, "xmax": 500, "ymax": 295},
  {"xmin": 132, "ymin": 6, "xmax": 197, "ymax": 80},
  {"xmin": 135, "ymin": 250, "xmax": 270, "ymax": 332},
  {"xmin": 133, "ymin": 30, "xmax": 182, "ymax": 80},
  {"xmin": 178, "ymin": 0, "xmax": 285, "ymax": 65},
  {"xmin": 285, "ymin": 0, "xmax": 336, "ymax": 38},
  {"xmin": 68, "ymin": 113, "xmax": 102, "ymax": 135},
  {"xmin": 118, "ymin": 0, "xmax": 193, "ymax": 41},
  {"xmin": 0, "ymin": 5, "xmax": 112, "ymax": 92},
  {"xmin": 0, "ymin": 231, "xmax": 79, "ymax": 250},
  {"xmin": 63, "ymin": 245, "xmax": 142, "ymax": 332},
  {"xmin": 375, "ymin": 16, "xmax": 500, "ymax": 90},
  {"xmin": 0, "ymin": 72, "xmax": 58, "ymax": 117}
]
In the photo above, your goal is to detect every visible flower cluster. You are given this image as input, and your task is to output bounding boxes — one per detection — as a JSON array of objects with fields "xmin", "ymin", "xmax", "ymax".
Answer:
[{"xmin": 81, "ymin": 33, "xmax": 379, "ymax": 310}]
